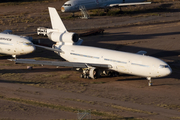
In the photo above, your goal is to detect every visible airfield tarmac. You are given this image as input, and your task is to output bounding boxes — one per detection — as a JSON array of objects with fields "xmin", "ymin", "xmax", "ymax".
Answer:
[{"xmin": 0, "ymin": 0, "xmax": 180, "ymax": 120}]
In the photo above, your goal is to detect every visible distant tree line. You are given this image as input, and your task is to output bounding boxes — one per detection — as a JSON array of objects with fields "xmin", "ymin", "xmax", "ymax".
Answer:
[{"xmin": 0, "ymin": 0, "xmax": 44, "ymax": 2}]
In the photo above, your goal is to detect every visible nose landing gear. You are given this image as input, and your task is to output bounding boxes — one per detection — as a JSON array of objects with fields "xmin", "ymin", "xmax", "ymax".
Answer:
[{"xmin": 147, "ymin": 77, "xmax": 152, "ymax": 86}]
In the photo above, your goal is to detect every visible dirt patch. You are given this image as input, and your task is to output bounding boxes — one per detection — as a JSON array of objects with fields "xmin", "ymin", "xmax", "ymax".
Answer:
[{"xmin": 0, "ymin": 1, "xmax": 180, "ymax": 120}]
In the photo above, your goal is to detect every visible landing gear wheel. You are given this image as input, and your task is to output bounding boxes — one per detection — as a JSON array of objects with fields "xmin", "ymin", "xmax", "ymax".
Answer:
[
  {"xmin": 80, "ymin": 74, "xmax": 84, "ymax": 78},
  {"xmin": 86, "ymin": 75, "xmax": 90, "ymax": 79},
  {"xmin": 84, "ymin": 74, "xmax": 87, "ymax": 78},
  {"xmin": 84, "ymin": 74, "xmax": 89, "ymax": 79},
  {"xmin": 108, "ymin": 72, "xmax": 113, "ymax": 77},
  {"xmin": 113, "ymin": 72, "xmax": 118, "ymax": 77},
  {"xmin": 148, "ymin": 81, "xmax": 152, "ymax": 86},
  {"xmin": 147, "ymin": 77, "xmax": 152, "ymax": 86}
]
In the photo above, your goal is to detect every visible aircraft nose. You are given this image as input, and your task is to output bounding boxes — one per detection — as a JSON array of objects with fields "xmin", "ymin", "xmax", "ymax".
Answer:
[
  {"xmin": 167, "ymin": 66, "xmax": 172, "ymax": 76},
  {"xmin": 161, "ymin": 65, "xmax": 172, "ymax": 77},
  {"xmin": 31, "ymin": 46, "xmax": 35, "ymax": 52},
  {"xmin": 61, "ymin": 7, "xmax": 65, "ymax": 12},
  {"xmin": 27, "ymin": 45, "xmax": 35, "ymax": 54}
]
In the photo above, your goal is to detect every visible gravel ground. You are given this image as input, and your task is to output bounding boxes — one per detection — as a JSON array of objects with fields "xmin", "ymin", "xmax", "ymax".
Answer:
[{"xmin": 0, "ymin": 0, "xmax": 180, "ymax": 120}]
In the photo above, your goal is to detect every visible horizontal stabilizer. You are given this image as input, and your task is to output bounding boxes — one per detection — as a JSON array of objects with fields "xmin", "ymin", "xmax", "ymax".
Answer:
[{"xmin": 48, "ymin": 7, "xmax": 67, "ymax": 32}]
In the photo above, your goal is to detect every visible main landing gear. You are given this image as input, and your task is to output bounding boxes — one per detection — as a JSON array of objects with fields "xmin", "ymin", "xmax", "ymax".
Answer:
[
  {"xmin": 147, "ymin": 77, "xmax": 152, "ymax": 86},
  {"xmin": 80, "ymin": 73, "xmax": 90, "ymax": 79}
]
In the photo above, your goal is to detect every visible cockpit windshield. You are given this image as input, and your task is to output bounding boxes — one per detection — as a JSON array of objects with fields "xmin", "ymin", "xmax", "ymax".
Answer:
[
  {"xmin": 63, "ymin": 4, "xmax": 71, "ymax": 6},
  {"xmin": 159, "ymin": 65, "xmax": 169, "ymax": 68},
  {"xmin": 23, "ymin": 42, "xmax": 33, "ymax": 46}
]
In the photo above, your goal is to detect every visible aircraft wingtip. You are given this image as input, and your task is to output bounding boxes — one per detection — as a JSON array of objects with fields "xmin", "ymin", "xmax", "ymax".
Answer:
[{"xmin": 48, "ymin": 7, "xmax": 55, "ymax": 10}]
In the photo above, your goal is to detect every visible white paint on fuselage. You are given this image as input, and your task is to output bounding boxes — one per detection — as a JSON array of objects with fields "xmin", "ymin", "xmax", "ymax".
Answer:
[
  {"xmin": 59, "ymin": 45, "xmax": 171, "ymax": 78},
  {"xmin": 61, "ymin": 0, "xmax": 146, "ymax": 12},
  {"xmin": 0, "ymin": 33, "xmax": 35, "ymax": 56},
  {"xmin": 46, "ymin": 7, "xmax": 171, "ymax": 80}
]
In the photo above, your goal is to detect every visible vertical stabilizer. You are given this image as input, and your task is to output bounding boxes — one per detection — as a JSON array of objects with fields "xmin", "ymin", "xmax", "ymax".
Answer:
[{"xmin": 48, "ymin": 7, "xmax": 67, "ymax": 32}]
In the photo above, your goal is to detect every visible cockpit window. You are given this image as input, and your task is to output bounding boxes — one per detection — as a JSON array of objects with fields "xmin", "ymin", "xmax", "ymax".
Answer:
[
  {"xmin": 63, "ymin": 4, "xmax": 71, "ymax": 6},
  {"xmin": 23, "ymin": 42, "xmax": 33, "ymax": 46},
  {"xmin": 159, "ymin": 65, "xmax": 169, "ymax": 68}
]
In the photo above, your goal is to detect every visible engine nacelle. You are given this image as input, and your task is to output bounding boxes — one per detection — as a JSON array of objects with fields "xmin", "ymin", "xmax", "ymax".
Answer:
[
  {"xmin": 48, "ymin": 32, "xmax": 79, "ymax": 43},
  {"xmin": 89, "ymin": 68, "xmax": 100, "ymax": 79}
]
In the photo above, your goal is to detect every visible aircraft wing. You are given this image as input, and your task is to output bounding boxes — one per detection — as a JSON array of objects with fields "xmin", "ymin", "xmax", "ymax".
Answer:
[
  {"xmin": 1, "ymin": 30, "xmax": 12, "ymax": 34},
  {"xmin": 8, "ymin": 59, "xmax": 112, "ymax": 69},
  {"xmin": 34, "ymin": 44, "xmax": 63, "ymax": 53},
  {"xmin": 108, "ymin": 2, "xmax": 151, "ymax": 7}
]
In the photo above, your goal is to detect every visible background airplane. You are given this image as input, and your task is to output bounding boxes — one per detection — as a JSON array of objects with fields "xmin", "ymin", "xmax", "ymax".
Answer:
[
  {"xmin": 61, "ymin": 0, "xmax": 151, "ymax": 18},
  {"xmin": 0, "ymin": 30, "xmax": 35, "ymax": 58},
  {"xmin": 10, "ymin": 7, "xmax": 171, "ymax": 86}
]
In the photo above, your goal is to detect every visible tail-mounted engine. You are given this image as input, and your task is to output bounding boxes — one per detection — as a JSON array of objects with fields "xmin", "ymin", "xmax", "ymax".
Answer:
[{"xmin": 48, "ymin": 32, "xmax": 79, "ymax": 44}]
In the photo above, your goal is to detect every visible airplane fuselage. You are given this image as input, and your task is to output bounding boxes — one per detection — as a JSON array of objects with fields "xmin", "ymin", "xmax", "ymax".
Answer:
[
  {"xmin": 57, "ymin": 45, "xmax": 171, "ymax": 78},
  {"xmin": 0, "ymin": 33, "xmax": 35, "ymax": 56},
  {"xmin": 61, "ymin": 0, "xmax": 146, "ymax": 12},
  {"xmin": 20, "ymin": 7, "xmax": 170, "ymax": 86}
]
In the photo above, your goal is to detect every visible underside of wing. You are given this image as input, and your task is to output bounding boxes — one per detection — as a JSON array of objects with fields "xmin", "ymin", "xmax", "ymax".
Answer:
[
  {"xmin": 8, "ymin": 59, "xmax": 112, "ymax": 69},
  {"xmin": 108, "ymin": 2, "xmax": 151, "ymax": 7}
]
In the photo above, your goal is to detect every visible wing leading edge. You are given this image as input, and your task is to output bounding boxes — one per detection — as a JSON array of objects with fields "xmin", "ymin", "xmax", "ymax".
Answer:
[
  {"xmin": 34, "ymin": 44, "xmax": 63, "ymax": 53},
  {"xmin": 8, "ymin": 59, "xmax": 112, "ymax": 69},
  {"xmin": 108, "ymin": 2, "xmax": 151, "ymax": 7}
]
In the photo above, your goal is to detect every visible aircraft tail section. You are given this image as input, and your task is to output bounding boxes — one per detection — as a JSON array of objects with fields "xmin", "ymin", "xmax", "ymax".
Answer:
[
  {"xmin": 48, "ymin": 7, "xmax": 67, "ymax": 32},
  {"xmin": 46, "ymin": 7, "xmax": 83, "ymax": 45}
]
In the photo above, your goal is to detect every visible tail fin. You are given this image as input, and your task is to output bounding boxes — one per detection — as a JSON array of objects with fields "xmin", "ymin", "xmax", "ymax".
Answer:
[{"xmin": 48, "ymin": 7, "xmax": 67, "ymax": 32}]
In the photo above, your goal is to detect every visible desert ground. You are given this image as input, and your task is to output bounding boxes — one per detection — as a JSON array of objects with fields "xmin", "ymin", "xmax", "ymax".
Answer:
[{"xmin": 0, "ymin": 0, "xmax": 180, "ymax": 120}]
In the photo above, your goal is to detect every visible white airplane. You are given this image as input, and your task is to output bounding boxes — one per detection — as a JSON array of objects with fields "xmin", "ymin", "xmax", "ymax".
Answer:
[
  {"xmin": 10, "ymin": 7, "xmax": 171, "ymax": 86},
  {"xmin": 0, "ymin": 30, "xmax": 35, "ymax": 58},
  {"xmin": 61, "ymin": 0, "xmax": 151, "ymax": 17}
]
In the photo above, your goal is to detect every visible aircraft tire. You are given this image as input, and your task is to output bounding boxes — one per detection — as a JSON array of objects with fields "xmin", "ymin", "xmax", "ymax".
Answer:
[
  {"xmin": 80, "ymin": 74, "xmax": 84, "ymax": 78},
  {"xmin": 148, "ymin": 82, "xmax": 152, "ymax": 86}
]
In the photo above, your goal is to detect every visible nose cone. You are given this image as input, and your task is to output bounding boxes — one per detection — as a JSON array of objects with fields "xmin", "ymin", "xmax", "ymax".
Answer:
[
  {"xmin": 22, "ymin": 43, "xmax": 35, "ymax": 55},
  {"xmin": 160, "ymin": 65, "xmax": 172, "ymax": 77},
  {"xmin": 25, "ymin": 45, "xmax": 35, "ymax": 54},
  {"xmin": 166, "ymin": 66, "xmax": 172, "ymax": 76},
  {"xmin": 29, "ymin": 45, "xmax": 35, "ymax": 53},
  {"xmin": 61, "ymin": 7, "xmax": 65, "ymax": 12}
]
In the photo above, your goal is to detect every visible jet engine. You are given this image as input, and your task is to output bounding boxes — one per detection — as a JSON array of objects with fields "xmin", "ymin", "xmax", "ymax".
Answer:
[
  {"xmin": 48, "ymin": 32, "xmax": 79, "ymax": 43},
  {"xmin": 89, "ymin": 68, "xmax": 100, "ymax": 79}
]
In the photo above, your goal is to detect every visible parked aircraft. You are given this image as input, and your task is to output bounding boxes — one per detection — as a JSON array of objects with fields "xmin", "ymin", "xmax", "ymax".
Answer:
[
  {"xmin": 10, "ymin": 7, "xmax": 171, "ymax": 86},
  {"xmin": 61, "ymin": 0, "xmax": 151, "ymax": 18},
  {"xmin": 0, "ymin": 30, "xmax": 35, "ymax": 58}
]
